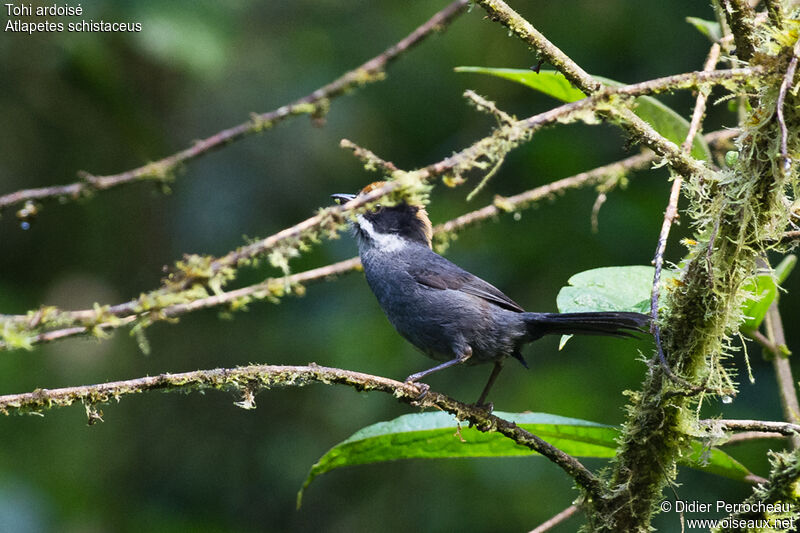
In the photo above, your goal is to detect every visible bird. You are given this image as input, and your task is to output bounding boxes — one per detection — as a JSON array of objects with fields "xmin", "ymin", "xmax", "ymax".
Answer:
[{"xmin": 332, "ymin": 182, "xmax": 650, "ymax": 406}]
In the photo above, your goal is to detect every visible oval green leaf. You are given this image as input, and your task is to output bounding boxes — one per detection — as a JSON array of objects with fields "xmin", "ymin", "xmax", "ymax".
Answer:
[
  {"xmin": 556, "ymin": 265, "xmax": 669, "ymax": 315},
  {"xmin": 298, "ymin": 411, "xmax": 754, "ymax": 506}
]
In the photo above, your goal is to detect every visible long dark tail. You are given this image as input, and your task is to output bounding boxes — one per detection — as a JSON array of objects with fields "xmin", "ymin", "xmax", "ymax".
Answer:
[{"xmin": 523, "ymin": 311, "xmax": 650, "ymax": 341}]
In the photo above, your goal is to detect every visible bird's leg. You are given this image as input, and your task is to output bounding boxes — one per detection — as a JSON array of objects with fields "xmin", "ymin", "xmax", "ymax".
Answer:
[
  {"xmin": 475, "ymin": 360, "xmax": 504, "ymax": 410},
  {"xmin": 405, "ymin": 346, "xmax": 472, "ymax": 383}
]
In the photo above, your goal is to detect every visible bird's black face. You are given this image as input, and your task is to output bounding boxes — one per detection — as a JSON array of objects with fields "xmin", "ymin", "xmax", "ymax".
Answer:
[
  {"xmin": 358, "ymin": 203, "xmax": 432, "ymax": 248},
  {"xmin": 331, "ymin": 183, "xmax": 433, "ymax": 250}
]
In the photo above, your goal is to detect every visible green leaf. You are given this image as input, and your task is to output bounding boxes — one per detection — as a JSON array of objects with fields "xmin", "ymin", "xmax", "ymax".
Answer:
[
  {"xmin": 454, "ymin": 67, "xmax": 712, "ymax": 161},
  {"xmin": 687, "ymin": 441, "xmax": 753, "ymax": 483},
  {"xmin": 555, "ymin": 265, "xmax": 672, "ymax": 348},
  {"xmin": 455, "ymin": 66, "xmax": 587, "ymax": 102},
  {"xmin": 556, "ymin": 265, "xmax": 676, "ymax": 314},
  {"xmin": 741, "ymin": 255, "xmax": 796, "ymax": 331},
  {"xmin": 686, "ymin": 17, "xmax": 722, "ymax": 42},
  {"xmin": 555, "ymin": 257, "xmax": 795, "ymax": 341},
  {"xmin": 298, "ymin": 411, "xmax": 754, "ymax": 506}
]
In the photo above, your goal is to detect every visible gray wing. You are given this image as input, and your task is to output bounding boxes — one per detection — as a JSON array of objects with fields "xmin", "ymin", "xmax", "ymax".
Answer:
[{"xmin": 408, "ymin": 256, "xmax": 524, "ymax": 313}]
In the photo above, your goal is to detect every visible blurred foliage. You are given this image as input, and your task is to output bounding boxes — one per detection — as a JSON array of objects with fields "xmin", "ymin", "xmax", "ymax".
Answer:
[{"xmin": 1, "ymin": 1, "xmax": 798, "ymax": 532}]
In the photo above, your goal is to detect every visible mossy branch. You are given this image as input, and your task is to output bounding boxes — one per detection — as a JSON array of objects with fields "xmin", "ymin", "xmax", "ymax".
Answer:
[
  {"xmin": 470, "ymin": 3, "xmax": 800, "ymax": 532},
  {"xmin": 474, "ymin": 0, "xmax": 601, "ymax": 93},
  {"xmin": 0, "ymin": 0, "xmax": 470, "ymax": 218},
  {"xmin": 474, "ymin": 0, "xmax": 762, "ymax": 183},
  {"xmin": 721, "ymin": 0, "xmax": 758, "ymax": 61},
  {"xmin": 0, "ymin": 66, "xmax": 751, "ymax": 353},
  {"xmin": 0, "ymin": 362, "xmax": 604, "ymax": 500},
  {"xmin": 0, "ymin": 130, "xmax": 737, "ymax": 351},
  {"xmin": 716, "ymin": 450, "xmax": 800, "ymax": 533},
  {"xmin": 700, "ymin": 419, "xmax": 800, "ymax": 436},
  {"xmin": 650, "ymin": 43, "xmax": 721, "ymax": 389}
]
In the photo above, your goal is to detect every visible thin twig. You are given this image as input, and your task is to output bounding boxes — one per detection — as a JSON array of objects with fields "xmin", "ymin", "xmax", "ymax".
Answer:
[
  {"xmin": 704, "ymin": 128, "xmax": 740, "ymax": 147},
  {"xmin": 764, "ymin": 298, "xmax": 800, "ymax": 449},
  {"xmin": 700, "ymin": 418, "xmax": 800, "ymax": 435},
  {"xmin": 437, "ymin": 152, "xmax": 654, "ymax": 235},
  {"xmin": 340, "ymin": 139, "xmax": 399, "ymax": 174},
  {"xmin": 463, "ymin": 90, "xmax": 515, "ymax": 125},
  {"xmin": 747, "ymin": 328, "xmax": 784, "ymax": 355},
  {"xmin": 778, "ymin": 230, "xmax": 800, "ymax": 244},
  {"xmin": 650, "ymin": 44, "xmax": 720, "ymax": 388},
  {"xmin": 776, "ymin": 40, "xmax": 800, "ymax": 176},
  {"xmin": 723, "ymin": 431, "xmax": 787, "ymax": 445},
  {"xmin": 0, "ymin": 363, "xmax": 605, "ymax": 500},
  {"xmin": 0, "ymin": 0, "xmax": 470, "ymax": 215},
  {"xmin": 529, "ymin": 505, "xmax": 579, "ymax": 533}
]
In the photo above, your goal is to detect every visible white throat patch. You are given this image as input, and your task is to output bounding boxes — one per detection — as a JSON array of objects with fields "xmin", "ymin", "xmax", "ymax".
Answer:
[{"xmin": 356, "ymin": 215, "xmax": 407, "ymax": 252}]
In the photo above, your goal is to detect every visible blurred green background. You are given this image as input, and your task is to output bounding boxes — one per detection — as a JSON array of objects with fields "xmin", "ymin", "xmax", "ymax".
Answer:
[{"xmin": 1, "ymin": 1, "xmax": 798, "ymax": 531}]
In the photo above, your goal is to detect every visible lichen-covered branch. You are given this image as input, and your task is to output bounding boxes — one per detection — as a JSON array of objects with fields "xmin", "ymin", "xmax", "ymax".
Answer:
[
  {"xmin": 0, "ymin": 0, "xmax": 470, "ymax": 217},
  {"xmin": 474, "ymin": 0, "xmax": 753, "ymax": 183},
  {"xmin": 474, "ymin": 0, "xmax": 600, "ymax": 93},
  {"xmin": 721, "ymin": 0, "xmax": 758, "ymax": 61},
  {"xmin": 1, "ymin": 67, "xmax": 751, "ymax": 353},
  {"xmin": 469, "ymin": 2, "xmax": 799, "ymax": 532},
  {"xmin": 0, "ymin": 130, "xmax": 738, "ymax": 351},
  {"xmin": 434, "ymin": 151, "xmax": 654, "ymax": 245},
  {"xmin": 650, "ymin": 44, "xmax": 721, "ymax": 385},
  {"xmin": 716, "ymin": 450, "xmax": 800, "ymax": 533},
  {"xmin": 602, "ymin": 30, "xmax": 800, "ymax": 533},
  {"xmin": 0, "ymin": 362, "xmax": 603, "ymax": 499},
  {"xmin": 530, "ymin": 505, "xmax": 579, "ymax": 533},
  {"xmin": 339, "ymin": 139, "xmax": 400, "ymax": 174},
  {"xmin": 700, "ymin": 419, "xmax": 800, "ymax": 436}
]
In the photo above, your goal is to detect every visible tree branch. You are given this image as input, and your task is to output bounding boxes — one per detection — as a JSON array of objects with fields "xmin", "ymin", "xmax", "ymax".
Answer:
[
  {"xmin": 650, "ymin": 44, "xmax": 721, "ymax": 388},
  {"xmin": 723, "ymin": 431, "xmax": 788, "ymax": 445},
  {"xmin": 776, "ymin": 40, "xmax": 800, "ymax": 175},
  {"xmin": 700, "ymin": 418, "xmax": 800, "ymax": 435},
  {"xmin": 1, "ymin": 130, "xmax": 738, "ymax": 350},
  {"xmin": 339, "ymin": 139, "xmax": 399, "ymax": 174},
  {"xmin": 0, "ymin": 0, "xmax": 470, "ymax": 216},
  {"xmin": 474, "ymin": 0, "xmax": 601, "ymax": 94},
  {"xmin": 0, "ymin": 362, "xmax": 604, "ymax": 500},
  {"xmin": 435, "ymin": 151, "xmax": 654, "ymax": 238},
  {"xmin": 721, "ymin": 0, "xmax": 758, "ymax": 62},
  {"xmin": 716, "ymin": 449, "xmax": 800, "ymax": 533},
  {"xmin": 529, "ymin": 505, "xmax": 579, "ymax": 533},
  {"xmin": 765, "ymin": 298, "xmax": 800, "ymax": 449},
  {"xmin": 475, "ymin": 0, "xmax": 760, "ymax": 183}
]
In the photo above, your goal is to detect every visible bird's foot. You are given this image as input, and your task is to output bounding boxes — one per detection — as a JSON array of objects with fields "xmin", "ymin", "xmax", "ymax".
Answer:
[{"xmin": 405, "ymin": 378, "xmax": 430, "ymax": 403}]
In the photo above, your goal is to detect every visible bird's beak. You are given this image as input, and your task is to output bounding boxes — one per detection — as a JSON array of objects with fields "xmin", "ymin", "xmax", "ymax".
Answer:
[{"xmin": 331, "ymin": 193, "xmax": 356, "ymax": 205}]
